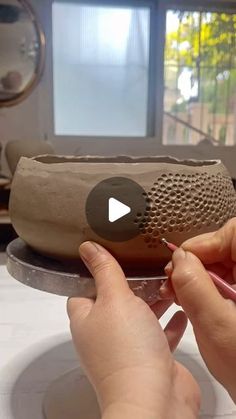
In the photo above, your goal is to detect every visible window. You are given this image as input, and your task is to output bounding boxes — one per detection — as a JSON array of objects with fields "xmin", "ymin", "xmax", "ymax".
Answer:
[
  {"xmin": 163, "ymin": 9, "xmax": 236, "ymax": 145},
  {"xmin": 52, "ymin": 2, "xmax": 151, "ymax": 136},
  {"xmin": 39, "ymin": 0, "xmax": 236, "ymax": 176}
]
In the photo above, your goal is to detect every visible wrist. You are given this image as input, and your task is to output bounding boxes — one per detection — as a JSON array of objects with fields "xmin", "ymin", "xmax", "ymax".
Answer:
[
  {"xmin": 102, "ymin": 401, "xmax": 161, "ymax": 419},
  {"xmin": 96, "ymin": 369, "xmax": 171, "ymax": 419}
]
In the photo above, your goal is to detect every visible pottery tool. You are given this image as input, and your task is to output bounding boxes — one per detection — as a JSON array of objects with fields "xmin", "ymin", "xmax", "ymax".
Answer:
[
  {"xmin": 6, "ymin": 238, "xmax": 167, "ymax": 298},
  {"xmin": 160, "ymin": 238, "xmax": 236, "ymax": 303}
]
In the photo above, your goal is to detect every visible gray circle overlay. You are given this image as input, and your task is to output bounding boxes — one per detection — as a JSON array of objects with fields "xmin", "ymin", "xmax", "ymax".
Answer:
[{"xmin": 86, "ymin": 177, "xmax": 147, "ymax": 242}]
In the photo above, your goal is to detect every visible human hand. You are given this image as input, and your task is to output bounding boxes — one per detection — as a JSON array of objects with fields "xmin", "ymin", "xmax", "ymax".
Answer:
[
  {"xmin": 67, "ymin": 242, "xmax": 200, "ymax": 419},
  {"xmin": 166, "ymin": 218, "xmax": 236, "ymax": 402}
]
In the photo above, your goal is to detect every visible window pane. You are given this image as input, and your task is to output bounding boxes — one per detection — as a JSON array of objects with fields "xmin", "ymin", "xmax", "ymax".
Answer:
[
  {"xmin": 163, "ymin": 10, "xmax": 236, "ymax": 145},
  {"xmin": 52, "ymin": 2, "xmax": 150, "ymax": 137}
]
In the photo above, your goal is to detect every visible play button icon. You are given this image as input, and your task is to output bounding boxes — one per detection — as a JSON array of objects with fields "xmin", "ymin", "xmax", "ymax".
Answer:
[
  {"xmin": 86, "ymin": 177, "xmax": 147, "ymax": 242},
  {"xmin": 109, "ymin": 198, "xmax": 131, "ymax": 223}
]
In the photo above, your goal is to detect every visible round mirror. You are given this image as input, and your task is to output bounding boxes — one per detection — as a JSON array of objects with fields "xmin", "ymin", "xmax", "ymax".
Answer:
[{"xmin": 0, "ymin": 0, "xmax": 45, "ymax": 107}]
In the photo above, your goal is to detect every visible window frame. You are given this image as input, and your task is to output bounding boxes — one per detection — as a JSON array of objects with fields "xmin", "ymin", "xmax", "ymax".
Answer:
[
  {"xmin": 39, "ymin": 0, "xmax": 161, "ymax": 142},
  {"xmin": 38, "ymin": 0, "xmax": 236, "ymax": 177}
]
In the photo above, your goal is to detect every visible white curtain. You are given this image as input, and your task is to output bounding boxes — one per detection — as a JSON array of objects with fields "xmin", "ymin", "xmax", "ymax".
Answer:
[{"xmin": 52, "ymin": 3, "xmax": 150, "ymax": 136}]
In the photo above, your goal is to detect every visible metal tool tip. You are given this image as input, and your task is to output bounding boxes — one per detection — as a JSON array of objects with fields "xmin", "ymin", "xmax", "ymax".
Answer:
[{"xmin": 160, "ymin": 238, "xmax": 168, "ymax": 246}]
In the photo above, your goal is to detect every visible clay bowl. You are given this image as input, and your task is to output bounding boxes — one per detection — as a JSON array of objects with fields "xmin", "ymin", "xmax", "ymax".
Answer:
[
  {"xmin": 9, "ymin": 155, "xmax": 236, "ymax": 304},
  {"xmin": 10, "ymin": 156, "xmax": 236, "ymax": 274}
]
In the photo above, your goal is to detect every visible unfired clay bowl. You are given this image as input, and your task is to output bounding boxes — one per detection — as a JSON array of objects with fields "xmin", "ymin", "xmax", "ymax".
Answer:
[{"xmin": 9, "ymin": 156, "xmax": 236, "ymax": 273}]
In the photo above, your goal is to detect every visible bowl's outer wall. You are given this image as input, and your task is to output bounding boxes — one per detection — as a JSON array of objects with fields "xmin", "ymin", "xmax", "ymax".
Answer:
[{"xmin": 9, "ymin": 157, "xmax": 236, "ymax": 268}]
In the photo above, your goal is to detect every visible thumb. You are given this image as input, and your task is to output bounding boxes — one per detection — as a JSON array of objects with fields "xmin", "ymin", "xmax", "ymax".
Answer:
[
  {"xmin": 79, "ymin": 241, "xmax": 131, "ymax": 299},
  {"xmin": 182, "ymin": 218, "xmax": 236, "ymax": 265},
  {"xmin": 171, "ymin": 248, "xmax": 228, "ymax": 328}
]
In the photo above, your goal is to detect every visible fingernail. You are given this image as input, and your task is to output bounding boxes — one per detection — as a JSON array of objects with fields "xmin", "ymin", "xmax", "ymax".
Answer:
[
  {"xmin": 164, "ymin": 261, "xmax": 173, "ymax": 277},
  {"xmin": 159, "ymin": 280, "xmax": 174, "ymax": 300},
  {"xmin": 173, "ymin": 248, "xmax": 186, "ymax": 265},
  {"xmin": 79, "ymin": 241, "xmax": 100, "ymax": 262},
  {"xmin": 159, "ymin": 280, "xmax": 168, "ymax": 292}
]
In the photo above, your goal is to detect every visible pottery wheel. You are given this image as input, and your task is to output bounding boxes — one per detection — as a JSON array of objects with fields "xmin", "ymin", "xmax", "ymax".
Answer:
[
  {"xmin": 6, "ymin": 239, "xmax": 166, "ymax": 298},
  {"xmin": 42, "ymin": 369, "xmax": 100, "ymax": 419}
]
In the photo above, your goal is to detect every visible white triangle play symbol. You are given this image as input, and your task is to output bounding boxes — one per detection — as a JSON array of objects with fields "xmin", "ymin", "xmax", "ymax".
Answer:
[{"xmin": 108, "ymin": 198, "xmax": 131, "ymax": 223}]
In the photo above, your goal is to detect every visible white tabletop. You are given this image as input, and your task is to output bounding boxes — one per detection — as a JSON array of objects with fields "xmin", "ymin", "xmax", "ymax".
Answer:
[{"xmin": 0, "ymin": 253, "xmax": 235, "ymax": 419}]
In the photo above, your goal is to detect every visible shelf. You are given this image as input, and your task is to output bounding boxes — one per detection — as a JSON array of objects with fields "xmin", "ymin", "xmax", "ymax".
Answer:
[
  {"xmin": 0, "ymin": 207, "xmax": 10, "ymax": 224},
  {"xmin": 0, "ymin": 178, "xmax": 11, "ymax": 189},
  {"xmin": 0, "ymin": 215, "xmax": 11, "ymax": 224}
]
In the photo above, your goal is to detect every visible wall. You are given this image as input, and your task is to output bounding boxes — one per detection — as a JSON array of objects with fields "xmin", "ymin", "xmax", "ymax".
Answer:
[
  {"xmin": 0, "ymin": 90, "xmax": 41, "ymax": 144},
  {"xmin": 0, "ymin": 87, "xmax": 43, "ymax": 175},
  {"xmin": 0, "ymin": 0, "xmax": 45, "ymax": 175}
]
